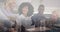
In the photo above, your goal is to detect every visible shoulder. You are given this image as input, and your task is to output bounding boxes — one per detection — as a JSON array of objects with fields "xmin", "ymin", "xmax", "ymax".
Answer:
[
  {"xmin": 31, "ymin": 14, "xmax": 38, "ymax": 19},
  {"xmin": 16, "ymin": 14, "xmax": 25, "ymax": 21}
]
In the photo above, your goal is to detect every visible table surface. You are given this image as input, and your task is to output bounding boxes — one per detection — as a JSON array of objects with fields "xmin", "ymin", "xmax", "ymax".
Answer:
[
  {"xmin": 54, "ymin": 24, "xmax": 60, "ymax": 26},
  {"xmin": 26, "ymin": 27, "xmax": 51, "ymax": 32}
]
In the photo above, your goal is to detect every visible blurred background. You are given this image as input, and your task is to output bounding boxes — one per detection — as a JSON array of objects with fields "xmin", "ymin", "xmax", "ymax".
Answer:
[
  {"xmin": 0, "ymin": 0, "xmax": 60, "ymax": 17},
  {"xmin": 0, "ymin": 0, "xmax": 60, "ymax": 14},
  {"xmin": 0, "ymin": 0, "xmax": 60, "ymax": 12}
]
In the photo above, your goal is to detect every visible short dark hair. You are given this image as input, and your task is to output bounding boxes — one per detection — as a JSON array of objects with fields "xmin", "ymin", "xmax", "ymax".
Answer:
[
  {"xmin": 38, "ymin": 4, "xmax": 44, "ymax": 11},
  {"xmin": 18, "ymin": 2, "xmax": 34, "ymax": 17}
]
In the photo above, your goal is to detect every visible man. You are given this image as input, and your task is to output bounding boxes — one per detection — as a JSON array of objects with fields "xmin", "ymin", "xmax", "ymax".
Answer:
[
  {"xmin": 48, "ymin": 11, "xmax": 60, "ymax": 32},
  {"xmin": 0, "ymin": 3, "xmax": 11, "ymax": 32},
  {"xmin": 31, "ymin": 4, "xmax": 46, "ymax": 27}
]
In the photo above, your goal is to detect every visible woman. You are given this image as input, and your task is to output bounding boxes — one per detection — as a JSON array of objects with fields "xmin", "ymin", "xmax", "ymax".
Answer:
[{"xmin": 16, "ymin": 2, "xmax": 34, "ymax": 32}]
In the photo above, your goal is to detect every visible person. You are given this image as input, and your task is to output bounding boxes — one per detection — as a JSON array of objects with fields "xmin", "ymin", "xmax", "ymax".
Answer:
[
  {"xmin": 0, "ymin": 0, "xmax": 15, "ymax": 30},
  {"xmin": 31, "ymin": 4, "xmax": 46, "ymax": 27},
  {"xmin": 2, "ymin": 0, "xmax": 17, "ymax": 16},
  {"xmin": 0, "ymin": 19, "xmax": 11, "ymax": 32},
  {"xmin": 46, "ymin": 10, "xmax": 60, "ymax": 27},
  {"xmin": 0, "ymin": 4, "xmax": 11, "ymax": 32},
  {"xmin": 46, "ymin": 10, "xmax": 60, "ymax": 32},
  {"xmin": 16, "ymin": 2, "xmax": 34, "ymax": 32},
  {"xmin": 1, "ymin": 0, "xmax": 19, "ymax": 29}
]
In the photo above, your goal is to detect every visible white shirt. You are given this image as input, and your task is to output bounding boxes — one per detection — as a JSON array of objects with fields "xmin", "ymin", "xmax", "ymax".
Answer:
[
  {"xmin": 16, "ymin": 14, "xmax": 32, "ymax": 28},
  {"xmin": 1, "ymin": 7, "xmax": 19, "ymax": 25},
  {"xmin": 1, "ymin": 8, "xmax": 13, "ymax": 16},
  {"xmin": 0, "ymin": 8, "xmax": 8, "ymax": 20}
]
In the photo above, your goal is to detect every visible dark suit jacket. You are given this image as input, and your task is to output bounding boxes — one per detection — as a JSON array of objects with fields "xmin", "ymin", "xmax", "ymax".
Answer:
[{"xmin": 31, "ymin": 14, "xmax": 46, "ymax": 27}]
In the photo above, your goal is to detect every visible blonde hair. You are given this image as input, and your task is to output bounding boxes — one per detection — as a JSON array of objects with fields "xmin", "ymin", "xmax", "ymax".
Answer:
[
  {"xmin": 4, "ymin": 0, "xmax": 16, "ymax": 8},
  {"xmin": 52, "ymin": 9, "xmax": 60, "ymax": 17}
]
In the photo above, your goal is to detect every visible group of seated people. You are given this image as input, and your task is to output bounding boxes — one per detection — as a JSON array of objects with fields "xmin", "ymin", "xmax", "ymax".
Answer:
[{"xmin": 0, "ymin": 2, "xmax": 60, "ymax": 32}]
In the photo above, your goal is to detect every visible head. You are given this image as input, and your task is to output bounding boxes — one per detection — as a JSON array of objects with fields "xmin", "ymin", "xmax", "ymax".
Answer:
[
  {"xmin": 18, "ymin": 2, "xmax": 34, "ymax": 17},
  {"xmin": 38, "ymin": 4, "xmax": 45, "ymax": 14},
  {"xmin": 4, "ymin": 0, "xmax": 16, "ymax": 12},
  {"xmin": 51, "ymin": 11, "xmax": 58, "ymax": 20}
]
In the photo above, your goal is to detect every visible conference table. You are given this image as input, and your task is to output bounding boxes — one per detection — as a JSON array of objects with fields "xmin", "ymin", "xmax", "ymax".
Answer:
[
  {"xmin": 54, "ymin": 24, "xmax": 60, "ymax": 28},
  {"xmin": 26, "ymin": 27, "xmax": 51, "ymax": 32}
]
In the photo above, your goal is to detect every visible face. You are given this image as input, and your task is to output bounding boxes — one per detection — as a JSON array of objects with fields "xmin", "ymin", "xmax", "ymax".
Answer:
[
  {"xmin": 22, "ymin": 6, "xmax": 28, "ymax": 16},
  {"xmin": 8, "ymin": 0, "xmax": 16, "ymax": 8},
  {"xmin": 51, "ymin": 12, "xmax": 58, "ymax": 20},
  {"xmin": 39, "ymin": 5, "xmax": 44, "ymax": 14},
  {"xmin": 5, "ymin": 0, "xmax": 16, "ymax": 13}
]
